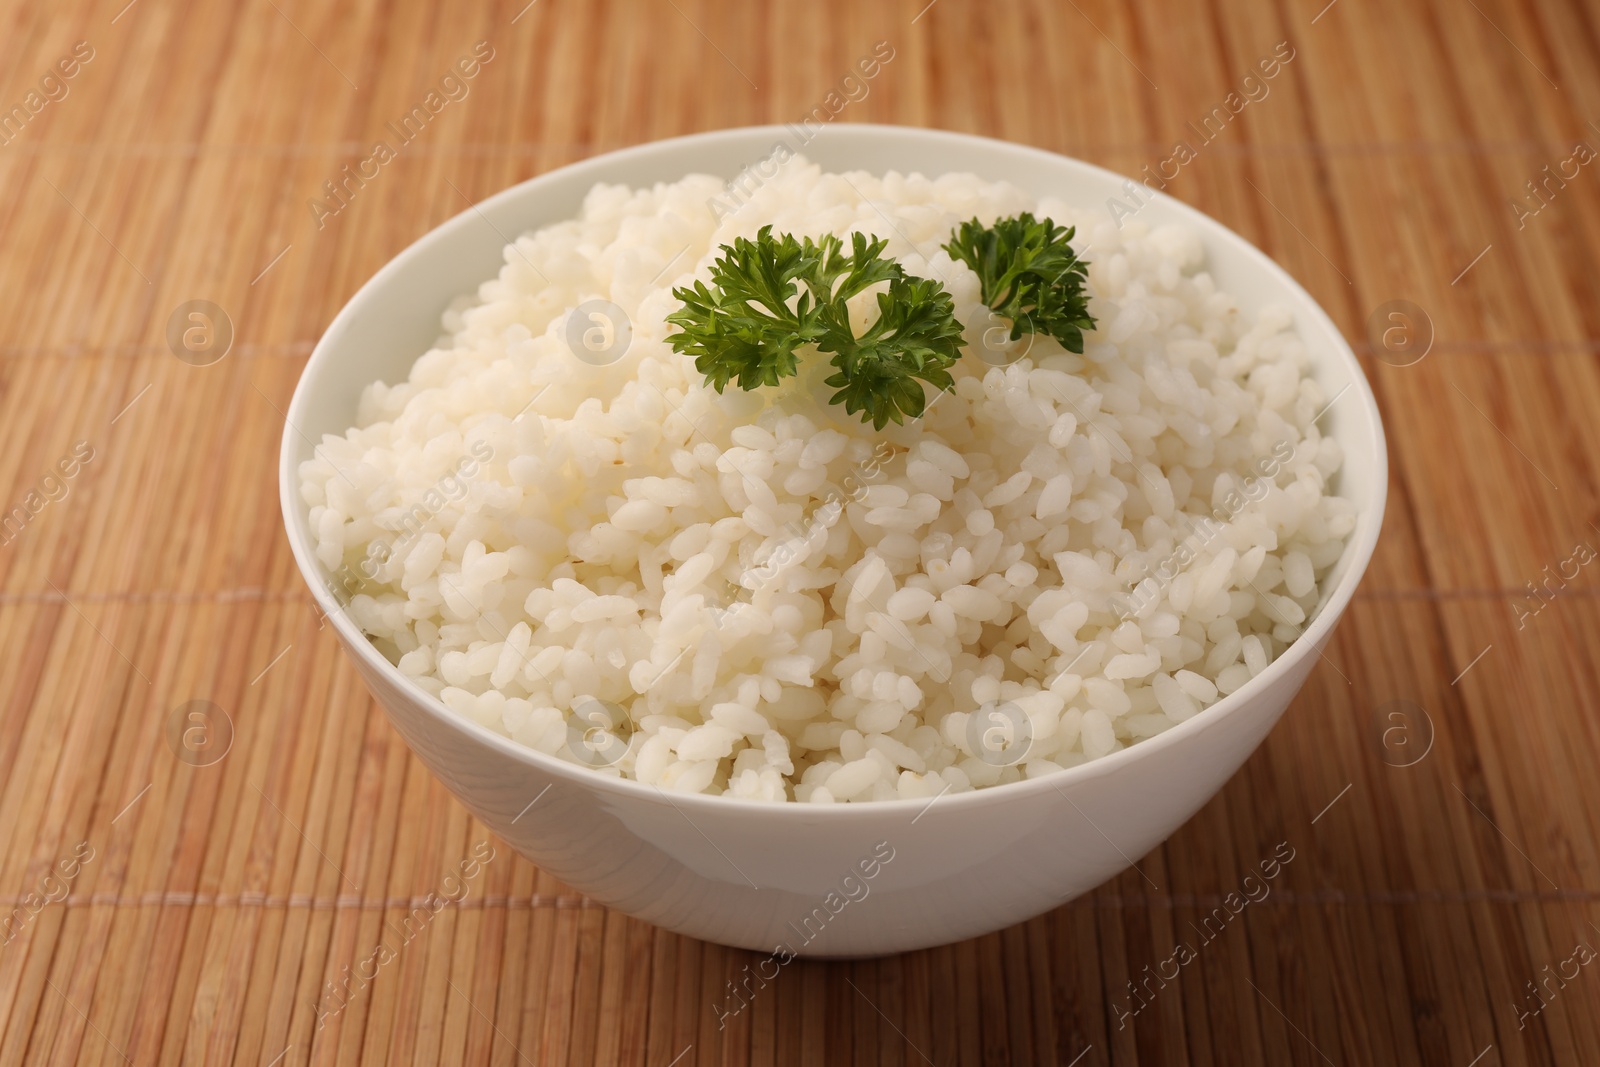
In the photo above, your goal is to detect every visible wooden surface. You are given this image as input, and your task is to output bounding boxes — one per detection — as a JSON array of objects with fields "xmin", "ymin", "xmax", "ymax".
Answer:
[{"xmin": 2, "ymin": 0, "xmax": 1598, "ymax": 1062}]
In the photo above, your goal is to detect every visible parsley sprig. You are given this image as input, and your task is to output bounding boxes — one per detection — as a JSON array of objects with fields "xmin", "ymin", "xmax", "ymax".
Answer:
[
  {"xmin": 665, "ymin": 227, "xmax": 964, "ymax": 429},
  {"xmin": 945, "ymin": 213, "xmax": 1096, "ymax": 352},
  {"xmin": 664, "ymin": 215, "xmax": 1098, "ymax": 431}
]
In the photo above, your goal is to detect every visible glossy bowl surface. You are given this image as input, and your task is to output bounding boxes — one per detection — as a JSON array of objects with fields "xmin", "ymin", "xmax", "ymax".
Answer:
[{"xmin": 279, "ymin": 124, "xmax": 1387, "ymax": 957}]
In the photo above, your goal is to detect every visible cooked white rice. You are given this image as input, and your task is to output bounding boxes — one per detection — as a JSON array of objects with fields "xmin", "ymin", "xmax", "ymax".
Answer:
[{"xmin": 299, "ymin": 159, "xmax": 1355, "ymax": 803}]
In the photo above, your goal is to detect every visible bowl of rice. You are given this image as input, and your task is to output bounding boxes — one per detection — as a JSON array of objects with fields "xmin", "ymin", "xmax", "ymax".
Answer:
[{"xmin": 281, "ymin": 124, "xmax": 1385, "ymax": 957}]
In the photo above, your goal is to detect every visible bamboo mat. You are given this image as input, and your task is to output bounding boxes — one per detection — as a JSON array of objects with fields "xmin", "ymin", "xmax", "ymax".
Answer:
[{"xmin": 1, "ymin": 0, "xmax": 1598, "ymax": 1062}]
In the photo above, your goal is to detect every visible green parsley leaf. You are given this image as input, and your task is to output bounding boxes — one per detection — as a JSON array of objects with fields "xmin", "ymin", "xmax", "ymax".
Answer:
[
  {"xmin": 944, "ymin": 213, "xmax": 1096, "ymax": 353},
  {"xmin": 665, "ymin": 226, "xmax": 964, "ymax": 430},
  {"xmin": 664, "ymin": 228, "xmax": 825, "ymax": 393}
]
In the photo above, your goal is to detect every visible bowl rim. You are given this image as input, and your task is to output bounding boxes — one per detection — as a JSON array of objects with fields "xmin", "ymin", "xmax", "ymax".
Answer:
[{"xmin": 279, "ymin": 121, "xmax": 1388, "ymax": 817}]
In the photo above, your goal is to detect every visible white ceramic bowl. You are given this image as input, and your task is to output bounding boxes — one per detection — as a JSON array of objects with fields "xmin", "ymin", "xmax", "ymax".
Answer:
[{"xmin": 279, "ymin": 124, "xmax": 1386, "ymax": 958}]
